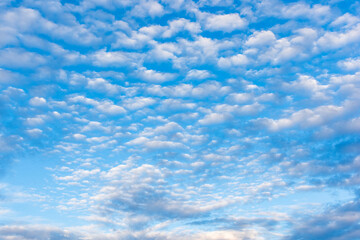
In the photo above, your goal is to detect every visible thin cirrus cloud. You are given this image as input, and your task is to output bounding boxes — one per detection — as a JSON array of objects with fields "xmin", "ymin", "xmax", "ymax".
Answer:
[{"xmin": 0, "ymin": 0, "xmax": 360, "ymax": 239}]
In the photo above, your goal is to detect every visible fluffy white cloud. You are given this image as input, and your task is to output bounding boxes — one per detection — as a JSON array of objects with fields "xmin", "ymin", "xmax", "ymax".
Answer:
[
  {"xmin": 258, "ymin": 28, "xmax": 318, "ymax": 64},
  {"xmin": 135, "ymin": 67, "xmax": 177, "ymax": 83},
  {"xmin": 203, "ymin": 13, "xmax": 247, "ymax": 32},
  {"xmin": 147, "ymin": 81, "xmax": 231, "ymax": 98},
  {"xmin": 91, "ymin": 49, "xmax": 140, "ymax": 67},
  {"xmin": 55, "ymin": 168, "xmax": 100, "ymax": 181},
  {"xmin": 0, "ymin": 7, "xmax": 99, "ymax": 45},
  {"xmin": 198, "ymin": 0, "xmax": 234, "ymax": 6},
  {"xmin": 86, "ymin": 78, "xmax": 120, "ymax": 95},
  {"xmin": 162, "ymin": 18, "xmax": 201, "ymax": 38},
  {"xmin": 218, "ymin": 54, "xmax": 249, "ymax": 68},
  {"xmin": 123, "ymin": 97, "xmax": 156, "ymax": 110},
  {"xmin": 29, "ymin": 97, "xmax": 47, "ymax": 106},
  {"xmin": 317, "ymin": 23, "xmax": 360, "ymax": 50},
  {"xmin": 255, "ymin": 104, "xmax": 347, "ymax": 131},
  {"xmin": 330, "ymin": 13, "xmax": 360, "ymax": 28},
  {"xmin": 246, "ymin": 30, "xmax": 276, "ymax": 47},
  {"xmin": 338, "ymin": 57, "xmax": 360, "ymax": 71},
  {"xmin": 26, "ymin": 128, "xmax": 43, "ymax": 137},
  {"xmin": 226, "ymin": 93, "xmax": 252, "ymax": 103},
  {"xmin": 141, "ymin": 122, "xmax": 183, "ymax": 136},
  {"xmin": 69, "ymin": 96, "xmax": 126, "ymax": 115},
  {"xmin": 130, "ymin": 0, "xmax": 164, "ymax": 18},
  {"xmin": 157, "ymin": 98, "xmax": 196, "ymax": 112},
  {"xmin": 185, "ymin": 69, "xmax": 213, "ymax": 80},
  {"xmin": 96, "ymin": 102, "xmax": 126, "ymax": 115},
  {"xmin": 199, "ymin": 112, "xmax": 229, "ymax": 125},
  {"xmin": 280, "ymin": 3, "xmax": 331, "ymax": 22},
  {"xmin": 170, "ymin": 36, "xmax": 234, "ymax": 68},
  {"xmin": 283, "ymin": 75, "xmax": 329, "ymax": 100}
]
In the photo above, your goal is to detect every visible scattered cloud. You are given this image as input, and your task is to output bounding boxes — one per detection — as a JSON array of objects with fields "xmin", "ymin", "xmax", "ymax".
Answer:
[{"xmin": 1, "ymin": 1, "xmax": 359, "ymax": 239}]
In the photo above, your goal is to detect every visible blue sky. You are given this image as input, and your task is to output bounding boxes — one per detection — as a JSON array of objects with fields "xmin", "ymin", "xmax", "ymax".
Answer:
[{"xmin": 1, "ymin": 0, "xmax": 360, "ymax": 239}]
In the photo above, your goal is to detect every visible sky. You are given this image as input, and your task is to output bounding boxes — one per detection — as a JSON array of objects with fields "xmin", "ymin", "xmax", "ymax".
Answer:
[{"xmin": 0, "ymin": 0, "xmax": 360, "ymax": 239}]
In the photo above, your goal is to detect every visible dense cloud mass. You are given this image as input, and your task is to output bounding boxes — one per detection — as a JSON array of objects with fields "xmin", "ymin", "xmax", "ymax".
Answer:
[{"xmin": 0, "ymin": 0, "xmax": 360, "ymax": 239}]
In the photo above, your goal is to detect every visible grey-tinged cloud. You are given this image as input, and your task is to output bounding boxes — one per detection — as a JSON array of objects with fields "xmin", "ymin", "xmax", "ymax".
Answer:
[
  {"xmin": 0, "ymin": 225, "xmax": 79, "ymax": 240},
  {"xmin": 94, "ymin": 163, "xmax": 238, "ymax": 219},
  {"xmin": 286, "ymin": 199, "xmax": 360, "ymax": 240},
  {"xmin": 0, "ymin": 68, "xmax": 23, "ymax": 85},
  {"xmin": 0, "ymin": 7, "xmax": 100, "ymax": 46},
  {"xmin": 0, "ymin": 48, "xmax": 47, "ymax": 69}
]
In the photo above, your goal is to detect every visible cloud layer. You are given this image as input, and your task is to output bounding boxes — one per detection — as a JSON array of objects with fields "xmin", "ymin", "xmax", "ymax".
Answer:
[{"xmin": 0, "ymin": 0, "xmax": 360, "ymax": 239}]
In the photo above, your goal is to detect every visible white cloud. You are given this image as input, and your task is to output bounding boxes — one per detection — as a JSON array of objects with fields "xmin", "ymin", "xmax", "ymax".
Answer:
[
  {"xmin": 334, "ymin": 117, "xmax": 360, "ymax": 134},
  {"xmin": 26, "ymin": 117, "xmax": 45, "ymax": 126},
  {"xmin": 135, "ymin": 67, "xmax": 177, "ymax": 83},
  {"xmin": 130, "ymin": 0, "xmax": 165, "ymax": 18},
  {"xmin": 203, "ymin": 13, "xmax": 247, "ymax": 32},
  {"xmin": 0, "ymin": 68, "xmax": 23, "ymax": 84},
  {"xmin": 252, "ymin": 28, "xmax": 318, "ymax": 65},
  {"xmin": 286, "ymin": 3, "xmax": 328, "ymax": 18},
  {"xmin": 317, "ymin": 23, "xmax": 360, "ymax": 50},
  {"xmin": 3, "ymin": 1, "xmax": 360, "ymax": 238},
  {"xmin": 0, "ymin": 48, "xmax": 46, "ymax": 69},
  {"xmin": 2, "ymin": 86, "xmax": 25, "ymax": 98},
  {"xmin": 111, "ymin": 31, "xmax": 153, "ymax": 49},
  {"xmin": 69, "ymin": 95, "xmax": 126, "ymax": 115},
  {"xmin": 29, "ymin": 97, "xmax": 47, "ymax": 106},
  {"xmin": 149, "ymin": 42, "xmax": 179, "ymax": 61},
  {"xmin": 112, "ymin": 24, "xmax": 164, "ymax": 49},
  {"xmin": 145, "ymin": 140, "xmax": 185, "ymax": 150},
  {"xmin": 0, "ymin": 7, "xmax": 99, "ymax": 45},
  {"xmin": 141, "ymin": 122, "xmax": 183, "ymax": 136},
  {"xmin": 55, "ymin": 168, "xmax": 100, "ymax": 181},
  {"xmin": 338, "ymin": 57, "xmax": 360, "ymax": 71},
  {"xmin": 214, "ymin": 103, "xmax": 264, "ymax": 116},
  {"xmin": 218, "ymin": 54, "xmax": 249, "ymax": 68},
  {"xmin": 91, "ymin": 49, "xmax": 140, "ymax": 67},
  {"xmin": 123, "ymin": 97, "xmax": 156, "ymax": 110},
  {"xmin": 283, "ymin": 75, "xmax": 329, "ymax": 99},
  {"xmin": 199, "ymin": 112, "xmax": 229, "ymax": 125},
  {"xmin": 158, "ymin": 99, "xmax": 196, "ymax": 111},
  {"xmin": 95, "ymin": 163, "xmax": 235, "ymax": 222},
  {"xmin": 126, "ymin": 136, "xmax": 185, "ymax": 150},
  {"xmin": 246, "ymin": 30, "xmax": 276, "ymax": 47},
  {"xmin": 170, "ymin": 36, "xmax": 234, "ymax": 69},
  {"xmin": 162, "ymin": 18, "xmax": 201, "ymax": 38},
  {"xmin": 198, "ymin": 0, "xmax": 234, "ymax": 7},
  {"xmin": 126, "ymin": 136, "xmax": 149, "ymax": 145},
  {"xmin": 0, "ymin": 26, "xmax": 18, "ymax": 48},
  {"xmin": 191, "ymin": 230, "xmax": 262, "ymax": 240},
  {"xmin": 86, "ymin": 136, "xmax": 110, "ymax": 143},
  {"xmin": 185, "ymin": 69, "xmax": 213, "ymax": 80},
  {"xmin": 330, "ymin": 13, "xmax": 360, "ymax": 28},
  {"xmin": 86, "ymin": 78, "xmax": 120, "ymax": 95},
  {"xmin": 255, "ymin": 104, "xmax": 347, "ymax": 131},
  {"xmin": 96, "ymin": 101, "xmax": 126, "ymax": 115},
  {"xmin": 147, "ymin": 81, "xmax": 231, "ymax": 98},
  {"xmin": 226, "ymin": 93, "xmax": 252, "ymax": 103},
  {"xmin": 73, "ymin": 133, "xmax": 86, "ymax": 140},
  {"xmin": 26, "ymin": 128, "xmax": 43, "ymax": 137}
]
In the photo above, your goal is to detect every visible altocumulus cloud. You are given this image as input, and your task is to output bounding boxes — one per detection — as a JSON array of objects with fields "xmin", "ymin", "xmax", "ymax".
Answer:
[{"xmin": 0, "ymin": 0, "xmax": 360, "ymax": 239}]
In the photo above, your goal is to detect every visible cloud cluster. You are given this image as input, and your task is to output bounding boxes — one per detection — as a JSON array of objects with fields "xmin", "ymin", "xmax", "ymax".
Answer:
[{"xmin": 1, "ymin": 0, "xmax": 360, "ymax": 239}]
